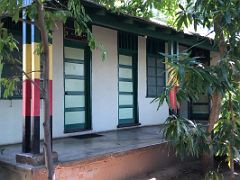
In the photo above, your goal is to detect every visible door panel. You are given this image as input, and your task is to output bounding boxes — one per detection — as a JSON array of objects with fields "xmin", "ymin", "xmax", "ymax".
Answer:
[
  {"xmin": 64, "ymin": 40, "xmax": 90, "ymax": 132},
  {"xmin": 64, "ymin": 47, "xmax": 84, "ymax": 60},
  {"xmin": 189, "ymin": 95, "xmax": 210, "ymax": 120},
  {"xmin": 65, "ymin": 95, "xmax": 85, "ymax": 108},
  {"xmin": 65, "ymin": 63, "xmax": 84, "ymax": 76},
  {"xmin": 118, "ymin": 54, "xmax": 137, "ymax": 126}
]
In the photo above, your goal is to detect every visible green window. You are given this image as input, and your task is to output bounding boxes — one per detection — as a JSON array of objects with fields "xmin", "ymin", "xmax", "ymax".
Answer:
[
  {"xmin": 146, "ymin": 38, "xmax": 165, "ymax": 98},
  {"xmin": 0, "ymin": 19, "xmax": 22, "ymax": 99},
  {"xmin": 189, "ymin": 47, "xmax": 210, "ymax": 120}
]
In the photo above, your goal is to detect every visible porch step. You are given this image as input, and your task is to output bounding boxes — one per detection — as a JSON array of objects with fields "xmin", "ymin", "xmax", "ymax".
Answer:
[
  {"xmin": 54, "ymin": 143, "xmax": 180, "ymax": 180},
  {"xmin": 0, "ymin": 142, "xmax": 185, "ymax": 180}
]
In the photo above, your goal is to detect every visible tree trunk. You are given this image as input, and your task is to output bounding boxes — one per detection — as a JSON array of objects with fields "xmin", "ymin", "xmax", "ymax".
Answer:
[
  {"xmin": 229, "ymin": 92, "xmax": 235, "ymax": 179},
  {"xmin": 201, "ymin": 17, "xmax": 226, "ymax": 173},
  {"xmin": 36, "ymin": 1, "xmax": 54, "ymax": 180},
  {"xmin": 202, "ymin": 91, "xmax": 222, "ymax": 172}
]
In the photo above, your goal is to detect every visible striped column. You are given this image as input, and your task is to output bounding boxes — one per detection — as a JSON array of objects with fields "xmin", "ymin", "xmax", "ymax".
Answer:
[
  {"xmin": 169, "ymin": 41, "xmax": 179, "ymax": 115},
  {"xmin": 22, "ymin": 11, "xmax": 32, "ymax": 153},
  {"xmin": 49, "ymin": 38, "xmax": 53, "ymax": 148},
  {"xmin": 31, "ymin": 24, "xmax": 41, "ymax": 154}
]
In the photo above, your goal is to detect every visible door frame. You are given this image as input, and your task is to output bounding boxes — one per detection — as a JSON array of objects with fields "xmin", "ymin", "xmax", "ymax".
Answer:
[
  {"xmin": 188, "ymin": 97, "xmax": 210, "ymax": 120},
  {"xmin": 63, "ymin": 39, "xmax": 92, "ymax": 133},
  {"xmin": 117, "ymin": 49, "xmax": 139, "ymax": 127}
]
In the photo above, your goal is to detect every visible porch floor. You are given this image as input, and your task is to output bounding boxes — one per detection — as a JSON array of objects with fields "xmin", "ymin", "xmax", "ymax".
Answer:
[{"xmin": 0, "ymin": 125, "xmax": 164, "ymax": 166}]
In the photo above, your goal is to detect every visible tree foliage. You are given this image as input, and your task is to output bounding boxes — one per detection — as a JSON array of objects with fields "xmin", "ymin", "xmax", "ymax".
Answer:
[{"xmin": 1, "ymin": 0, "xmax": 240, "ymax": 178}]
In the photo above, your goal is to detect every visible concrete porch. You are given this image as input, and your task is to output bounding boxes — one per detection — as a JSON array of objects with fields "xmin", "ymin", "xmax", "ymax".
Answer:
[{"xmin": 0, "ymin": 125, "xmax": 180, "ymax": 180}]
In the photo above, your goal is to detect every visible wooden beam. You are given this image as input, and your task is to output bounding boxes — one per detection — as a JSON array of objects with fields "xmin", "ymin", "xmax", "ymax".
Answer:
[
  {"xmin": 146, "ymin": 25, "xmax": 156, "ymax": 31},
  {"xmin": 86, "ymin": 10, "xmax": 216, "ymax": 51},
  {"xmin": 95, "ymin": 9, "xmax": 106, "ymax": 16},
  {"xmin": 122, "ymin": 18, "xmax": 134, "ymax": 24}
]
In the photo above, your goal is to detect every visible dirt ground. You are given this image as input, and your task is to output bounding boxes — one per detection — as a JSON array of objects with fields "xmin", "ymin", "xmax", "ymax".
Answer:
[{"xmin": 132, "ymin": 161, "xmax": 240, "ymax": 180}]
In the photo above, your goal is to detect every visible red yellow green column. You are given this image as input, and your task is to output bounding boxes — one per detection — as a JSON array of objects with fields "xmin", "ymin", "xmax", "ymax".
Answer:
[
  {"xmin": 22, "ymin": 12, "xmax": 32, "ymax": 153},
  {"xmin": 49, "ymin": 38, "xmax": 53, "ymax": 146},
  {"xmin": 31, "ymin": 24, "xmax": 41, "ymax": 154}
]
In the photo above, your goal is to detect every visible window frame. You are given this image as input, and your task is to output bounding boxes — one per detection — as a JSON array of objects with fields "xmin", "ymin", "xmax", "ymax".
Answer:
[
  {"xmin": 146, "ymin": 38, "xmax": 166, "ymax": 98},
  {"xmin": 0, "ymin": 30, "xmax": 23, "ymax": 100}
]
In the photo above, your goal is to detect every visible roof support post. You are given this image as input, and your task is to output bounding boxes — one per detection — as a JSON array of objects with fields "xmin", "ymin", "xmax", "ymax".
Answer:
[
  {"xmin": 30, "ymin": 22, "xmax": 41, "ymax": 154},
  {"xmin": 22, "ymin": 9, "xmax": 32, "ymax": 153}
]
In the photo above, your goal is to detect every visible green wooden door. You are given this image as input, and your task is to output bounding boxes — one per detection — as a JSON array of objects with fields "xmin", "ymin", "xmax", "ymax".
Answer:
[
  {"xmin": 64, "ymin": 40, "xmax": 91, "ymax": 132},
  {"xmin": 118, "ymin": 53, "xmax": 138, "ymax": 126},
  {"xmin": 189, "ymin": 95, "xmax": 210, "ymax": 120}
]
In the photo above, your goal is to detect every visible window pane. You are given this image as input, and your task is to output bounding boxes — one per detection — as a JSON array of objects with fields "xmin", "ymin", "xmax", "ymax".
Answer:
[
  {"xmin": 147, "ymin": 57, "xmax": 155, "ymax": 67},
  {"xmin": 64, "ymin": 47, "xmax": 84, "ymax": 60},
  {"xmin": 157, "ymin": 77, "xmax": 165, "ymax": 86},
  {"xmin": 65, "ymin": 95, "xmax": 85, "ymax": 108},
  {"xmin": 157, "ymin": 68, "xmax": 164, "ymax": 76},
  {"xmin": 119, "ymin": 55, "xmax": 132, "ymax": 66},
  {"xmin": 148, "ymin": 67, "xmax": 156, "ymax": 76},
  {"xmin": 119, "ymin": 108, "xmax": 133, "ymax": 119},
  {"xmin": 192, "ymin": 105, "xmax": 209, "ymax": 114},
  {"xmin": 65, "ymin": 111, "xmax": 85, "ymax": 125},
  {"xmin": 119, "ymin": 82, "xmax": 133, "ymax": 92},
  {"xmin": 148, "ymin": 86, "xmax": 157, "ymax": 97},
  {"xmin": 65, "ymin": 79, "xmax": 84, "ymax": 92},
  {"xmin": 119, "ymin": 68, "xmax": 132, "ymax": 79},
  {"xmin": 157, "ymin": 87, "xmax": 165, "ymax": 96},
  {"xmin": 157, "ymin": 58, "xmax": 165, "ymax": 68},
  {"xmin": 193, "ymin": 95, "xmax": 209, "ymax": 103},
  {"xmin": 119, "ymin": 95, "xmax": 133, "ymax": 105},
  {"xmin": 147, "ymin": 77, "xmax": 156, "ymax": 86},
  {"xmin": 65, "ymin": 62, "xmax": 84, "ymax": 76}
]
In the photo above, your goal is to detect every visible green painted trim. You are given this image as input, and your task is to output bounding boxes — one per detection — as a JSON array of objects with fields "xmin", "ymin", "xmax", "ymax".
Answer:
[
  {"xmin": 65, "ymin": 75, "xmax": 84, "ymax": 79},
  {"xmin": 64, "ymin": 123, "xmax": 86, "ymax": 133},
  {"xmin": 64, "ymin": 58, "xmax": 85, "ymax": 64},
  {"xmin": 65, "ymin": 75, "xmax": 84, "ymax": 80},
  {"xmin": 119, "ymin": 64, "xmax": 132, "ymax": 69},
  {"xmin": 119, "ymin": 78, "xmax": 133, "ymax": 82},
  {"xmin": 119, "ymin": 105, "xmax": 134, "ymax": 108},
  {"xmin": 87, "ymin": 11, "xmax": 215, "ymax": 51},
  {"xmin": 64, "ymin": 39, "xmax": 87, "ymax": 48},
  {"xmin": 65, "ymin": 107, "xmax": 85, "ymax": 112},
  {"xmin": 117, "ymin": 122, "xmax": 141, "ymax": 128},
  {"xmin": 65, "ymin": 91, "xmax": 84, "ymax": 95},
  {"xmin": 118, "ymin": 118, "xmax": 135, "ymax": 124},
  {"xmin": 119, "ymin": 92, "xmax": 133, "ymax": 95}
]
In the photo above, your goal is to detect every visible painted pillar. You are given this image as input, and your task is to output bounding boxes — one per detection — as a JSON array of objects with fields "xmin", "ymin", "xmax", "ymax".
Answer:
[
  {"xmin": 169, "ymin": 41, "xmax": 179, "ymax": 115},
  {"xmin": 31, "ymin": 24, "xmax": 41, "ymax": 154},
  {"xmin": 22, "ymin": 10, "xmax": 32, "ymax": 153},
  {"xmin": 49, "ymin": 38, "xmax": 53, "ymax": 148}
]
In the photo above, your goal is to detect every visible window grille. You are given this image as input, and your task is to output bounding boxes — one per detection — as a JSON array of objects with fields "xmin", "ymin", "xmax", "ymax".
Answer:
[{"xmin": 146, "ymin": 38, "xmax": 165, "ymax": 97}]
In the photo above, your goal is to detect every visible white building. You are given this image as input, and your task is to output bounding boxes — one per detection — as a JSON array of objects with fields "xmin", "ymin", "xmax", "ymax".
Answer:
[{"xmin": 0, "ymin": 1, "xmax": 217, "ymax": 147}]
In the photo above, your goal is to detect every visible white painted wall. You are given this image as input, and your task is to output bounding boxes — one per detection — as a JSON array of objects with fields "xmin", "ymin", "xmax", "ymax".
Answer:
[
  {"xmin": 0, "ymin": 100, "xmax": 22, "ymax": 144},
  {"xmin": 0, "ymin": 25, "xmax": 171, "ymax": 145},
  {"xmin": 0, "ymin": 23, "xmax": 66, "ymax": 145},
  {"xmin": 52, "ymin": 23, "xmax": 65, "ymax": 138},
  {"xmin": 91, "ymin": 25, "xmax": 118, "ymax": 131},
  {"xmin": 138, "ymin": 36, "xmax": 169, "ymax": 125}
]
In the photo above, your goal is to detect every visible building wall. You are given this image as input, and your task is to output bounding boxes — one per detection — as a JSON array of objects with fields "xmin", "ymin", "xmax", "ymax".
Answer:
[
  {"xmin": 0, "ymin": 100, "xmax": 22, "ymax": 144},
  {"xmin": 91, "ymin": 25, "xmax": 119, "ymax": 131},
  {"xmin": 138, "ymin": 36, "xmax": 169, "ymax": 125},
  {"xmin": 0, "ymin": 25, "xmax": 169, "ymax": 145},
  {"xmin": 52, "ymin": 23, "xmax": 65, "ymax": 138}
]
